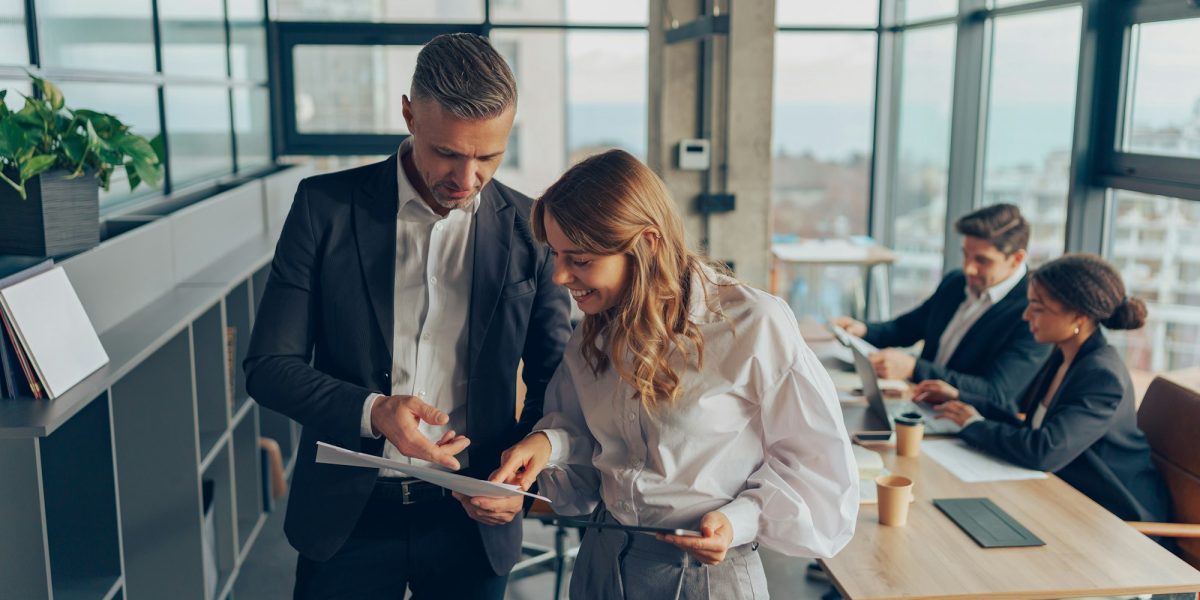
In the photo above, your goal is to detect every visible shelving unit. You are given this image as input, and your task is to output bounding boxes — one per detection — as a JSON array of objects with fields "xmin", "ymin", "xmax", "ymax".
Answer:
[{"xmin": 0, "ymin": 164, "xmax": 311, "ymax": 599}]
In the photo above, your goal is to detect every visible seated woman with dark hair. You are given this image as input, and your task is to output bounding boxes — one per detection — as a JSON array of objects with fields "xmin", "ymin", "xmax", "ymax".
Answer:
[{"xmin": 918, "ymin": 253, "xmax": 1169, "ymax": 523}]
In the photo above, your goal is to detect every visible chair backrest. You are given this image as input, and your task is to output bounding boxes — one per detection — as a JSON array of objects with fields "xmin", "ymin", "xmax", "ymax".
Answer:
[{"xmin": 1138, "ymin": 373, "xmax": 1200, "ymax": 569}]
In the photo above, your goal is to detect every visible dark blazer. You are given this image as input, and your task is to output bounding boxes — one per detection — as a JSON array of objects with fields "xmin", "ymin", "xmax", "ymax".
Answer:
[
  {"xmin": 863, "ymin": 269, "xmax": 1049, "ymax": 415},
  {"xmin": 958, "ymin": 330, "xmax": 1169, "ymax": 523},
  {"xmin": 244, "ymin": 153, "xmax": 572, "ymax": 572}
]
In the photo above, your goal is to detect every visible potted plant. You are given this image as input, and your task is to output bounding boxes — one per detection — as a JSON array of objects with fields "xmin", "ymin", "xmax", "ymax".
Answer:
[{"xmin": 0, "ymin": 74, "xmax": 163, "ymax": 257}]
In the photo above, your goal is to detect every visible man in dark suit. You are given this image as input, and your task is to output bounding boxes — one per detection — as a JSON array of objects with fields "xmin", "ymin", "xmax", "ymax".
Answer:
[
  {"xmin": 835, "ymin": 204, "xmax": 1050, "ymax": 415},
  {"xmin": 245, "ymin": 33, "xmax": 571, "ymax": 599}
]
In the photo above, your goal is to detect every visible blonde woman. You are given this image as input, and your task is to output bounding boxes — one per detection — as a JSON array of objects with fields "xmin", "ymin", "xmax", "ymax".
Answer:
[{"xmin": 492, "ymin": 150, "xmax": 858, "ymax": 599}]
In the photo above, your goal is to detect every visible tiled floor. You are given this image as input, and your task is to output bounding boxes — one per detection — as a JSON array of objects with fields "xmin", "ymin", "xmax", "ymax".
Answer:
[{"xmin": 234, "ymin": 496, "xmax": 832, "ymax": 599}]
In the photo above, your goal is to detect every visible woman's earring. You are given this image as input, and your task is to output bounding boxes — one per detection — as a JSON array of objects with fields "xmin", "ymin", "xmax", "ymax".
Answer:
[{"xmin": 1073, "ymin": 326, "xmax": 1080, "ymax": 336}]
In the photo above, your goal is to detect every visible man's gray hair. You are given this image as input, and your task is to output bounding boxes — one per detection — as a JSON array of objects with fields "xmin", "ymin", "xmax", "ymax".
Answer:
[{"xmin": 410, "ymin": 33, "xmax": 517, "ymax": 120}]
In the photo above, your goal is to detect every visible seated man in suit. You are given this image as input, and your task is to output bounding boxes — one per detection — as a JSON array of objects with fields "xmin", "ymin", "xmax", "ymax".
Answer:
[{"xmin": 835, "ymin": 203, "xmax": 1050, "ymax": 416}]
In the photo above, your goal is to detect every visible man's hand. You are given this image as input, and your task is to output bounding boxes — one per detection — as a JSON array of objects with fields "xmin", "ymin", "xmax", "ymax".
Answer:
[
  {"xmin": 934, "ymin": 400, "xmax": 981, "ymax": 426},
  {"xmin": 832, "ymin": 316, "xmax": 868, "ymax": 337},
  {"xmin": 656, "ymin": 511, "xmax": 735, "ymax": 565},
  {"xmin": 370, "ymin": 395, "xmax": 470, "ymax": 470},
  {"xmin": 870, "ymin": 349, "xmax": 916, "ymax": 381},
  {"xmin": 491, "ymin": 432, "xmax": 552, "ymax": 491},
  {"xmin": 913, "ymin": 379, "xmax": 960, "ymax": 405},
  {"xmin": 452, "ymin": 492, "xmax": 523, "ymax": 526}
]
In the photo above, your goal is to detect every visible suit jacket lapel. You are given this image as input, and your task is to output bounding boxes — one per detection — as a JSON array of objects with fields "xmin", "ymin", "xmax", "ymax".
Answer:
[
  {"xmin": 354, "ymin": 154, "xmax": 400, "ymax": 356},
  {"xmin": 468, "ymin": 185, "xmax": 514, "ymax": 375}
]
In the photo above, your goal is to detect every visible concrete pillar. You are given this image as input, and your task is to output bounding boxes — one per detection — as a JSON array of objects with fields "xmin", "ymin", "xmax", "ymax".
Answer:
[{"xmin": 648, "ymin": 0, "xmax": 776, "ymax": 289}]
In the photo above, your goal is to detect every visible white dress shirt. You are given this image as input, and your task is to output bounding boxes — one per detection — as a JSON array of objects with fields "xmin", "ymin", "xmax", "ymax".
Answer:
[
  {"xmin": 360, "ymin": 151, "xmax": 477, "ymax": 475},
  {"xmin": 933, "ymin": 262, "xmax": 1028, "ymax": 367},
  {"xmin": 534, "ymin": 266, "xmax": 859, "ymax": 557}
]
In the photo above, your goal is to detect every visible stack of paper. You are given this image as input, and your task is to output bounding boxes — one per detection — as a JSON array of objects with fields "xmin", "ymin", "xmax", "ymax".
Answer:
[{"xmin": 922, "ymin": 439, "xmax": 1048, "ymax": 483}]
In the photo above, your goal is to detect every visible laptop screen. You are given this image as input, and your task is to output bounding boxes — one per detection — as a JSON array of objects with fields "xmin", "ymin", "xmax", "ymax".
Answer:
[{"xmin": 851, "ymin": 345, "xmax": 893, "ymax": 431}]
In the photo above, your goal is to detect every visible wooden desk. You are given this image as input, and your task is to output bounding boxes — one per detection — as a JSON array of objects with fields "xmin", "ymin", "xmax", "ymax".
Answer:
[{"xmin": 821, "ymin": 436, "xmax": 1200, "ymax": 599}]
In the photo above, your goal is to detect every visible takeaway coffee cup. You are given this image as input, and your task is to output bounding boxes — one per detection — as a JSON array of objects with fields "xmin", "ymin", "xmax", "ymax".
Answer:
[
  {"xmin": 894, "ymin": 411, "xmax": 924, "ymax": 457},
  {"xmin": 876, "ymin": 474, "xmax": 914, "ymax": 526}
]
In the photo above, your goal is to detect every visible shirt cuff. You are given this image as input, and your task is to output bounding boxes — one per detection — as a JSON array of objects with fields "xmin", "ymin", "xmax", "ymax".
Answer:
[
  {"xmin": 362, "ymin": 393, "xmax": 384, "ymax": 438},
  {"xmin": 534, "ymin": 428, "xmax": 571, "ymax": 465},
  {"xmin": 718, "ymin": 497, "xmax": 761, "ymax": 548},
  {"xmin": 962, "ymin": 413, "xmax": 986, "ymax": 428}
]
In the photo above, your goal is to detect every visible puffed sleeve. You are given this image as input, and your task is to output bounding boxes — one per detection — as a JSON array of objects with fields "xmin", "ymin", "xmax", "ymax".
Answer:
[
  {"xmin": 532, "ymin": 361, "xmax": 602, "ymax": 516},
  {"xmin": 718, "ymin": 304, "xmax": 859, "ymax": 557}
]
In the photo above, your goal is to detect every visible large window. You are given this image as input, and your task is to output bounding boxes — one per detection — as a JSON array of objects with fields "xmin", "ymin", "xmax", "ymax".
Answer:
[
  {"xmin": 1105, "ymin": 191, "xmax": 1200, "ymax": 373},
  {"xmin": 0, "ymin": 0, "xmax": 25, "ymax": 65},
  {"xmin": 772, "ymin": 33, "xmax": 875, "ymax": 240},
  {"xmin": 1122, "ymin": 18, "xmax": 1200, "ymax": 160},
  {"xmin": 275, "ymin": 1, "xmax": 648, "ymax": 200},
  {"xmin": 890, "ymin": 25, "xmax": 956, "ymax": 315},
  {"xmin": 3, "ymin": 0, "xmax": 272, "ymax": 212},
  {"xmin": 982, "ymin": 6, "xmax": 1082, "ymax": 267}
]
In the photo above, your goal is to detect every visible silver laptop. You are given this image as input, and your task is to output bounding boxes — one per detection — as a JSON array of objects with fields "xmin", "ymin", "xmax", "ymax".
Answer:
[{"xmin": 850, "ymin": 345, "xmax": 961, "ymax": 435}]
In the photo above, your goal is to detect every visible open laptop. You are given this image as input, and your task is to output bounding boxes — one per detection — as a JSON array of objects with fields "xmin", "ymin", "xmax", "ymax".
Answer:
[{"xmin": 850, "ymin": 345, "xmax": 961, "ymax": 435}]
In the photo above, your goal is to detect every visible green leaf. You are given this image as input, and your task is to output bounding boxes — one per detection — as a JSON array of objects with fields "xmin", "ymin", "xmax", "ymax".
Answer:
[
  {"xmin": 19, "ymin": 154, "xmax": 57, "ymax": 181},
  {"xmin": 113, "ymin": 134, "xmax": 156, "ymax": 162},
  {"xmin": 38, "ymin": 77, "xmax": 65, "ymax": 112},
  {"xmin": 130, "ymin": 156, "xmax": 162, "ymax": 189},
  {"xmin": 61, "ymin": 134, "xmax": 87, "ymax": 164},
  {"xmin": 125, "ymin": 161, "xmax": 142, "ymax": 189}
]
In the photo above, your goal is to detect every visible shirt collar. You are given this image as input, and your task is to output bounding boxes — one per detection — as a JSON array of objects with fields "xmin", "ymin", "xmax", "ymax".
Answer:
[{"xmin": 975, "ymin": 261, "xmax": 1027, "ymax": 303}]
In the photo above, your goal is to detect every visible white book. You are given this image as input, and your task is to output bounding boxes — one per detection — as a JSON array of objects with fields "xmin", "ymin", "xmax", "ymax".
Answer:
[{"xmin": 0, "ymin": 267, "xmax": 109, "ymax": 399}]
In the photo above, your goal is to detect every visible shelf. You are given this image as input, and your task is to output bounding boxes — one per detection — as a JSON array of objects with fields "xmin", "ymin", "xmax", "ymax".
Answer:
[
  {"xmin": 0, "ymin": 286, "xmax": 224, "ymax": 439},
  {"xmin": 40, "ymin": 397, "xmax": 123, "ymax": 600},
  {"xmin": 231, "ymin": 409, "xmax": 263, "ymax": 553},
  {"xmin": 199, "ymin": 433, "xmax": 230, "ymax": 473},
  {"xmin": 51, "ymin": 574, "xmax": 122, "ymax": 600},
  {"xmin": 179, "ymin": 237, "xmax": 275, "ymax": 294}
]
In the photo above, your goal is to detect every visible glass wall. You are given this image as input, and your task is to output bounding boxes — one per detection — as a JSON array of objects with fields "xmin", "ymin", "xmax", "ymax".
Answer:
[
  {"xmin": 1, "ymin": 0, "xmax": 271, "ymax": 211},
  {"xmin": 889, "ymin": 25, "xmax": 956, "ymax": 315},
  {"xmin": 772, "ymin": 33, "xmax": 875, "ymax": 241},
  {"xmin": 1106, "ymin": 191, "xmax": 1200, "ymax": 373},
  {"xmin": 1122, "ymin": 18, "xmax": 1200, "ymax": 160},
  {"xmin": 278, "ymin": 0, "xmax": 648, "ymax": 200},
  {"xmin": 981, "ymin": 6, "xmax": 1082, "ymax": 267},
  {"xmin": 0, "ymin": 0, "xmax": 26, "ymax": 65}
]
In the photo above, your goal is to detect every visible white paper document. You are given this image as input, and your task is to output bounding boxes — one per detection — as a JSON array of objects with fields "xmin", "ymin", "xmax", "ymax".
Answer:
[
  {"xmin": 922, "ymin": 439, "xmax": 1048, "ymax": 483},
  {"xmin": 315, "ymin": 442, "xmax": 551, "ymax": 502}
]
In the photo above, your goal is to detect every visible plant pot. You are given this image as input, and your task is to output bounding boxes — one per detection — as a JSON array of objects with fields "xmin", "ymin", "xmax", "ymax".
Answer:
[{"xmin": 0, "ymin": 168, "xmax": 100, "ymax": 257}]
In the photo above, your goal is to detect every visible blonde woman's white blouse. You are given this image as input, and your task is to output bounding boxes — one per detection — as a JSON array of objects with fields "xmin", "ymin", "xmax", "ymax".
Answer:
[{"xmin": 533, "ymin": 268, "xmax": 859, "ymax": 558}]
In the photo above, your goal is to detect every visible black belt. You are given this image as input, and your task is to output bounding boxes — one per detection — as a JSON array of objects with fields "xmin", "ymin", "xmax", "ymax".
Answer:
[{"xmin": 372, "ymin": 477, "xmax": 449, "ymax": 505}]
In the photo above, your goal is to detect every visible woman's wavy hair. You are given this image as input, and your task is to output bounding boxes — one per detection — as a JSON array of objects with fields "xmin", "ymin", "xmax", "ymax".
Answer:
[{"xmin": 532, "ymin": 149, "xmax": 715, "ymax": 410}]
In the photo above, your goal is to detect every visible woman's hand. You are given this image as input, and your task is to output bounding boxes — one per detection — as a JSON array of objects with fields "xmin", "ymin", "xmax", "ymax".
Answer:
[
  {"xmin": 934, "ymin": 400, "xmax": 981, "ymax": 426},
  {"xmin": 656, "ymin": 511, "xmax": 735, "ymax": 565},
  {"xmin": 490, "ymin": 432, "xmax": 553, "ymax": 490},
  {"xmin": 913, "ymin": 380, "xmax": 960, "ymax": 405}
]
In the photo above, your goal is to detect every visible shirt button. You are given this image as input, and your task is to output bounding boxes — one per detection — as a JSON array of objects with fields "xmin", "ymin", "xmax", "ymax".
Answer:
[
  {"xmin": 430, "ymin": 276, "xmax": 438, "ymax": 284},
  {"xmin": 621, "ymin": 501, "xmax": 632, "ymax": 511},
  {"xmin": 435, "ymin": 223, "xmax": 444, "ymax": 231},
  {"xmin": 421, "ymin": 333, "xmax": 430, "ymax": 341},
  {"xmin": 625, "ymin": 412, "xmax": 636, "ymax": 422},
  {"xmin": 630, "ymin": 459, "xmax": 643, "ymax": 469},
  {"xmin": 418, "ymin": 390, "xmax": 426, "ymax": 397}
]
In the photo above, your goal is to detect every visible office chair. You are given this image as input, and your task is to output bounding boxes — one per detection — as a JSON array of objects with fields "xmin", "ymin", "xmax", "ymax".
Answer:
[{"xmin": 1130, "ymin": 372, "xmax": 1200, "ymax": 571}]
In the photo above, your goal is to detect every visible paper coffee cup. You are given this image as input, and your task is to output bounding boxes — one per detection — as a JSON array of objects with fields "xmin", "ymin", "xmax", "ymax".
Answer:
[
  {"xmin": 876, "ymin": 474, "xmax": 914, "ymax": 526},
  {"xmin": 894, "ymin": 411, "xmax": 924, "ymax": 457}
]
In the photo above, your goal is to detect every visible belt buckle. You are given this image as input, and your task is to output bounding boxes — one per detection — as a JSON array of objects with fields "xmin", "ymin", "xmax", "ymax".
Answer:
[{"xmin": 400, "ymin": 479, "xmax": 417, "ymax": 505}]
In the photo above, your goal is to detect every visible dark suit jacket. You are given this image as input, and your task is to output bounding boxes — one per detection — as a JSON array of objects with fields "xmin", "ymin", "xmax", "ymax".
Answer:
[
  {"xmin": 958, "ymin": 331, "xmax": 1169, "ymax": 523},
  {"xmin": 863, "ymin": 269, "xmax": 1049, "ymax": 415},
  {"xmin": 244, "ymin": 152, "xmax": 572, "ymax": 572}
]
